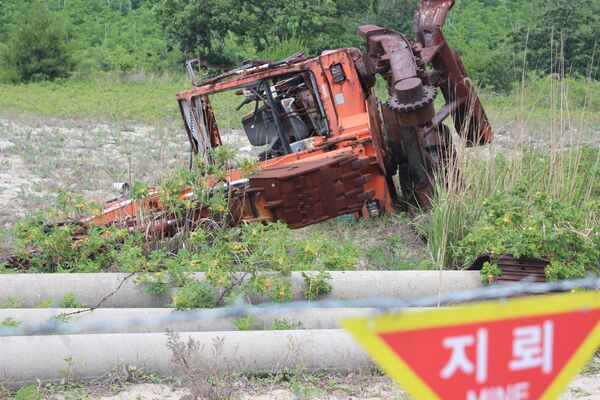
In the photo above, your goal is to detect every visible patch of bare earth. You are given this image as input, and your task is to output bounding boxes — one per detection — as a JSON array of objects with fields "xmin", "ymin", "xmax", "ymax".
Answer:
[{"xmin": 0, "ymin": 111, "xmax": 188, "ymax": 236}]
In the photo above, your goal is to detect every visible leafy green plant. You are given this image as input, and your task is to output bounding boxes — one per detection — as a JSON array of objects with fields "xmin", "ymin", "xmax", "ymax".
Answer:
[
  {"xmin": 136, "ymin": 272, "xmax": 169, "ymax": 296},
  {"xmin": 481, "ymin": 261, "xmax": 502, "ymax": 285},
  {"xmin": 35, "ymin": 298, "xmax": 58, "ymax": 308},
  {"xmin": 170, "ymin": 280, "xmax": 217, "ymax": 310},
  {"xmin": 455, "ymin": 183, "xmax": 598, "ymax": 283},
  {"xmin": 0, "ymin": 297, "xmax": 24, "ymax": 308},
  {"xmin": 302, "ymin": 270, "xmax": 332, "ymax": 301},
  {"xmin": 294, "ymin": 234, "xmax": 358, "ymax": 271},
  {"xmin": 14, "ymin": 384, "xmax": 41, "ymax": 400},
  {"xmin": 268, "ymin": 319, "xmax": 303, "ymax": 330},
  {"xmin": 233, "ymin": 315, "xmax": 259, "ymax": 331},
  {"xmin": 50, "ymin": 313, "xmax": 71, "ymax": 324},
  {"xmin": 58, "ymin": 356, "xmax": 75, "ymax": 384},
  {"xmin": 1, "ymin": 317, "xmax": 21, "ymax": 328},
  {"xmin": 62, "ymin": 293, "xmax": 85, "ymax": 308}
]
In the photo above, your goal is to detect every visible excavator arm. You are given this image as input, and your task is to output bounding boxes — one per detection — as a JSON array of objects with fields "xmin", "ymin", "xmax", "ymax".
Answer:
[
  {"xmin": 354, "ymin": 0, "xmax": 492, "ymax": 209},
  {"xmin": 414, "ymin": 0, "xmax": 492, "ymax": 146}
]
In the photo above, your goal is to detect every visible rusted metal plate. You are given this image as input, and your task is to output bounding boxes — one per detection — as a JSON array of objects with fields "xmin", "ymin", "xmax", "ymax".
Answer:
[
  {"xmin": 247, "ymin": 153, "xmax": 374, "ymax": 228},
  {"xmin": 470, "ymin": 254, "xmax": 549, "ymax": 283}
]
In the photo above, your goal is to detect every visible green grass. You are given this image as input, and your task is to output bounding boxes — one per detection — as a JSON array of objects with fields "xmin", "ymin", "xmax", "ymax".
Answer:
[
  {"xmin": 0, "ymin": 74, "xmax": 188, "ymax": 124},
  {"xmin": 2, "ymin": 74, "xmax": 597, "ymax": 130},
  {"xmin": 0, "ymin": 74, "xmax": 251, "ymax": 129}
]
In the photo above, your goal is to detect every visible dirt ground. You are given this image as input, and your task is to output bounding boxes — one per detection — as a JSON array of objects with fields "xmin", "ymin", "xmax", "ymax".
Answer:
[
  {"xmin": 0, "ymin": 111, "xmax": 188, "ymax": 234},
  {"xmin": 39, "ymin": 369, "xmax": 600, "ymax": 399}
]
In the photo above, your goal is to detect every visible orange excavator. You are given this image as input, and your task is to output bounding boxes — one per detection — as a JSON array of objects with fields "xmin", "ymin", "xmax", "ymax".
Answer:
[
  {"xmin": 5, "ymin": 0, "xmax": 492, "ymax": 265},
  {"xmin": 88, "ymin": 0, "xmax": 491, "ymax": 234}
]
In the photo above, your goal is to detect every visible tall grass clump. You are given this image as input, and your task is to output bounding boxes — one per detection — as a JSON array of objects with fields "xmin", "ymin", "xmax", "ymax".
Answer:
[{"xmin": 416, "ymin": 47, "xmax": 599, "ymax": 279}]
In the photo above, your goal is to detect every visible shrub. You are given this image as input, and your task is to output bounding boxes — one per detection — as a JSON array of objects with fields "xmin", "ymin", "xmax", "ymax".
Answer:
[
  {"xmin": 1, "ymin": 0, "xmax": 74, "ymax": 82},
  {"xmin": 170, "ymin": 280, "xmax": 217, "ymax": 310},
  {"xmin": 454, "ymin": 183, "xmax": 598, "ymax": 282},
  {"xmin": 6, "ymin": 145, "xmax": 358, "ymax": 308}
]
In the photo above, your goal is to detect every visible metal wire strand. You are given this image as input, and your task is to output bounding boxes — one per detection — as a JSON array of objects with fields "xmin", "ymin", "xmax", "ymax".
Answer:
[{"xmin": 1, "ymin": 276, "xmax": 598, "ymax": 337}]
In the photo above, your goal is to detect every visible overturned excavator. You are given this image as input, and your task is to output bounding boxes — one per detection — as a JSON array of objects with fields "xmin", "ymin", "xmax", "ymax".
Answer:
[
  {"xmin": 86, "ymin": 0, "xmax": 491, "ymax": 235},
  {"xmin": 4, "ymin": 0, "xmax": 492, "ymax": 265}
]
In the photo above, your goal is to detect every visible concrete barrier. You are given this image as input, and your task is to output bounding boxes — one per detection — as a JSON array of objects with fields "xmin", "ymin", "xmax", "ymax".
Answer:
[
  {"xmin": 0, "ymin": 271, "xmax": 482, "ymax": 308},
  {"xmin": 0, "ymin": 329, "xmax": 373, "ymax": 388}
]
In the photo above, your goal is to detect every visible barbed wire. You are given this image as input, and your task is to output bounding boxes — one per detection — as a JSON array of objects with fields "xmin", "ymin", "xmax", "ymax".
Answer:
[{"xmin": 1, "ymin": 276, "xmax": 599, "ymax": 337}]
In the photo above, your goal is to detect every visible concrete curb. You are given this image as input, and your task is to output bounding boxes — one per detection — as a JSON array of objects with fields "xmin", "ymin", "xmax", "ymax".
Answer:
[
  {"xmin": 0, "ymin": 271, "xmax": 482, "ymax": 308},
  {"xmin": 0, "ymin": 329, "xmax": 373, "ymax": 388}
]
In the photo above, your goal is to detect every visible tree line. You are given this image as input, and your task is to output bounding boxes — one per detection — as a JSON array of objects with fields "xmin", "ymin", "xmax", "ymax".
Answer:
[{"xmin": 0, "ymin": 0, "xmax": 597, "ymax": 91}]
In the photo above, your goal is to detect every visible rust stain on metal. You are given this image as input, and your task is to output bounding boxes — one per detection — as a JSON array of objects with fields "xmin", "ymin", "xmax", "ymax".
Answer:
[
  {"xmin": 470, "ymin": 254, "xmax": 549, "ymax": 283},
  {"xmin": 246, "ymin": 153, "xmax": 374, "ymax": 228}
]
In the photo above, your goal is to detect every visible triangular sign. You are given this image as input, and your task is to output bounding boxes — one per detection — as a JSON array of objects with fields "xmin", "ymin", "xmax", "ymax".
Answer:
[{"xmin": 341, "ymin": 291, "xmax": 600, "ymax": 400}]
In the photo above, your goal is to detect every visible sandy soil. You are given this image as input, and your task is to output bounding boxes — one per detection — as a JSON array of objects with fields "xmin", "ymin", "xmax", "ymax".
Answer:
[
  {"xmin": 0, "ymin": 112, "xmax": 188, "ymax": 236},
  {"xmin": 60, "ymin": 371, "xmax": 599, "ymax": 399}
]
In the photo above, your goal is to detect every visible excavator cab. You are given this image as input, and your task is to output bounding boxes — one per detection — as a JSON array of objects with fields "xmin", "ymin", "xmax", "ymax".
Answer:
[
  {"xmin": 236, "ymin": 72, "xmax": 329, "ymax": 160},
  {"xmin": 178, "ymin": 67, "xmax": 333, "ymax": 165}
]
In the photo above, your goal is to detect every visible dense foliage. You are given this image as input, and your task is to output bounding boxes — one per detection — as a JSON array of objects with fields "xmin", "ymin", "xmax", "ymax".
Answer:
[
  {"xmin": 0, "ymin": 0, "xmax": 597, "ymax": 87},
  {"xmin": 0, "ymin": 0, "xmax": 177, "ymax": 78},
  {"xmin": 455, "ymin": 184, "xmax": 599, "ymax": 283},
  {"xmin": 153, "ymin": 0, "xmax": 377, "ymax": 65}
]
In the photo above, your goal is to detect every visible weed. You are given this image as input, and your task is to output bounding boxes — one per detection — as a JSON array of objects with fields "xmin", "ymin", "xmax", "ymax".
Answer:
[
  {"xmin": 166, "ymin": 331, "xmax": 235, "ymax": 400},
  {"xmin": 454, "ymin": 184, "xmax": 598, "ymax": 282},
  {"xmin": 290, "ymin": 379, "xmax": 324, "ymax": 399},
  {"xmin": 233, "ymin": 315, "xmax": 259, "ymax": 331},
  {"xmin": 5, "ymin": 144, "xmax": 353, "ymax": 308},
  {"xmin": 136, "ymin": 272, "xmax": 169, "ymax": 296},
  {"xmin": 481, "ymin": 262, "xmax": 503, "ymax": 285},
  {"xmin": 294, "ymin": 234, "xmax": 358, "ymax": 271},
  {"xmin": 34, "ymin": 298, "xmax": 58, "ymax": 308},
  {"xmin": 58, "ymin": 356, "xmax": 76, "ymax": 385},
  {"xmin": 0, "ymin": 385, "xmax": 10, "ymax": 400},
  {"xmin": 268, "ymin": 319, "xmax": 303, "ymax": 330},
  {"xmin": 62, "ymin": 293, "xmax": 86, "ymax": 308},
  {"xmin": 365, "ymin": 234, "xmax": 419, "ymax": 270},
  {"xmin": 302, "ymin": 270, "xmax": 332, "ymax": 301},
  {"xmin": 0, "ymin": 297, "xmax": 24, "ymax": 308},
  {"xmin": 580, "ymin": 358, "xmax": 600, "ymax": 375},
  {"xmin": 414, "ymin": 69, "xmax": 599, "ymax": 274},
  {"xmin": 14, "ymin": 384, "xmax": 41, "ymax": 400},
  {"xmin": 1, "ymin": 316, "xmax": 20, "ymax": 328},
  {"xmin": 170, "ymin": 280, "xmax": 217, "ymax": 311}
]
